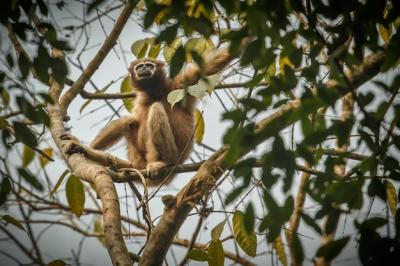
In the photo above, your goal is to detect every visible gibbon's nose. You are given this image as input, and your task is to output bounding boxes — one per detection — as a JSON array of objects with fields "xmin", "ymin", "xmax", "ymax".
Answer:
[{"xmin": 137, "ymin": 67, "xmax": 153, "ymax": 78}]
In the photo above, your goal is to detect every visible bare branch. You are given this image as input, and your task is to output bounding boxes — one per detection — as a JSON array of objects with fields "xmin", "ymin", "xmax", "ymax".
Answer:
[{"xmin": 59, "ymin": 1, "xmax": 134, "ymax": 111}]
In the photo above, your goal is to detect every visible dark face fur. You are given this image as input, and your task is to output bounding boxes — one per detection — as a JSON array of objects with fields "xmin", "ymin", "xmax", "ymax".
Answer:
[{"xmin": 130, "ymin": 58, "xmax": 168, "ymax": 99}]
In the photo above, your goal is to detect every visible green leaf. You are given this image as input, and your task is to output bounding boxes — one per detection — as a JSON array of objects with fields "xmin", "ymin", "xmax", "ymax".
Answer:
[
  {"xmin": 301, "ymin": 213, "xmax": 322, "ymax": 235},
  {"xmin": 120, "ymin": 75, "xmax": 135, "ymax": 112},
  {"xmin": 50, "ymin": 170, "xmax": 69, "ymax": 195},
  {"xmin": 292, "ymin": 234, "xmax": 304, "ymax": 264},
  {"xmin": 13, "ymin": 122, "xmax": 38, "ymax": 147},
  {"xmin": 232, "ymin": 211, "xmax": 257, "ymax": 257},
  {"xmin": 66, "ymin": 175, "xmax": 85, "ymax": 217},
  {"xmin": 188, "ymin": 249, "xmax": 208, "ymax": 261},
  {"xmin": 169, "ymin": 45, "xmax": 185, "ymax": 78},
  {"xmin": 37, "ymin": 0, "xmax": 49, "ymax": 16},
  {"xmin": 244, "ymin": 203, "xmax": 255, "ymax": 233},
  {"xmin": 0, "ymin": 178, "xmax": 11, "ymax": 206},
  {"xmin": 94, "ymin": 216, "xmax": 106, "ymax": 247},
  {"xmin": 87, "ymin": 0, "xmax": 106, "ymax": 14},
  {"xmin": 273, "ymin": 235, "xmax": 288, "ymax": 266},
  {"xmin": 22, "ymin": 145, "xmax": 35, "ymax": 167},
  {"xmin": 194, "ymin": 109, "xmax": 205, "ymax": 144},
  {"xmin": 224, "ymin": 186, "xmax": 244, "ymax": 205},
  {"xmin": 362, "ymin": 217, "xmax": 387, "ymax": 230},
  {"xmin": 79, "ymin": 99, "xmax": 92, "ymax": 114},
  {"xmin": 18, "ymin": 168, "xmax": 44, "ymax": 191},
  {"xmin": 18, "ymin": 53, "xmax": 31, "ymax": 79},
  {"xmin": 2, "ymin": 215, "xmax": 26, "ymax": 233},
  {"xmin": 386, "ymin": 180, "xmax": 397, "ymax": 216},
  {"xmin": 207, "ymin": 239, "xmax": 224, "ymax": 266},
  {"xmin": 316, "ymin": 236, "xmax": 350, "ymax": 261},
  {"xmin": 156, "ymin": 24, "xmax": 178, "ymax": 44},
  {"xmin": 187, "ymin": 74, "xmax": 219, "ymax": 96},
  {"xmin": 211, "ymin": 220, "xmax": 226, "ymax": 242},
  {"xmin": 240, "ymin": 39, "xmax": 261, "ymax": 66},
  {"xmin": 167, "ymin": 89, "xmax": 185, "ymax": 108}
]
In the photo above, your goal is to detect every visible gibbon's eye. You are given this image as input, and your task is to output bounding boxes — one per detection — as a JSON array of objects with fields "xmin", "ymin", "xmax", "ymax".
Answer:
[
  {"xmin": 145, "ymin": 63, "xmax": 155, "ymax": 69},
  {"xmin": 135, "ymin": 63, "xmax": 144, "ymax": 71}
]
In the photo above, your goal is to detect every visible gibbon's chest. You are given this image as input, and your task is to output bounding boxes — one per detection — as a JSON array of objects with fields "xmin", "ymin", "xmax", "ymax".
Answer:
[{"xmin": 134, "ymin": 100, "xmax": 194, "ymax": 153}]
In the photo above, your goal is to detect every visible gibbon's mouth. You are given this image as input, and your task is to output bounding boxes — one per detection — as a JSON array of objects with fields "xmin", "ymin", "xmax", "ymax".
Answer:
[{"xmin": 137, "ymin": 68, "xmax": 153, "ymax": 79}]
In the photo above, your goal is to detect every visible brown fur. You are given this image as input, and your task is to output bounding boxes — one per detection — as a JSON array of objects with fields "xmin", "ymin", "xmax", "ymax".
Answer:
[{"xmin": 91, "ymin": 51, "xmax": 233, "ymax": 186}]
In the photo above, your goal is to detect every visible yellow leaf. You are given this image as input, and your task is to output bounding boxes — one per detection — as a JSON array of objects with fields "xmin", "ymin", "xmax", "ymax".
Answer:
[
  {"xmin": 273, "ymin": 235, "xmax": 288, "ymax": 266},
  {"xmin": 264, "ymin": 63, "xmax": 276, "ymax": 84},
  {"xmin": 66, "ymin": 175, "xmax": 85, "ymax": 218},
  {"xmin": 50, "ymin": 170, "xmax": 69, "ymax": 195},
  {"xmin": 394, "ymin": 17, "xmax": 400, "ymax": 29},
  {"xmin": 136, "ymin": 0, "xmax": 145, "ymax": 11},
  {"xmin": 39, "ymin": 148, "xmax": 53, "ymax": 168},
  {"xmin": 154, "ymin": 8, "xmax": 170, "ymax": 25},
  {"xmin": 0, "ymin": 117, "xmax": 9, "ymax": 129},
  {"xmin": 386, "ymin": 180, "xmax": 397, "ymax": 216},
  {"xmin": 131, "ymin": 39, "xmax": 147, "ymax": 58},
  {"xmin": 185, "ymin": 38, "xmax": 208, "ymax": 60},
  {"xmin": 120, "ymin": 75, "xmax": 135, "ymax": 112},
  {"xmin": 279, "ymin": 56, "xmax": 294, "ymax": 73},
  {"xmin": 163, "ymin": 38, "xmax": 182, "ymax": 63},
  {"xmin": 378, "ymin": 24, "xmax": 392, "ymax": 45},
  {"xmin": 208, "ymin": 239, "xmax": 224, "ymax": 266},
  {"xmin": 211, "ymin": 219, "xmax": 226, "ymax": 242},
  {"xmin": 194, "ymin": 109, "xmax": 205, "ymax": 144},
  {"xmin": 148, "ymin": 43, "xmax": 161, "ymax": 58},
  {"xmin": 156, "ymin": 0, "xmax": 171, "ymax": 5},
  {"xmin": 188, "ymin": 249, "xmax": 208, "ymax": 261},
  {"xmin": 1, "ymin": 89, "xmax": 10, "ymax": 108},
  {"xmin": 22, "ymin": 145, "xmax": 35, "ymax": 167},
  {"xmin": 47, "ymin": 260, "xmax": 66, "ymax": 266},
  {"xmin": 232, "ymin": 211, "xmax": 257, "ymax": 257}
]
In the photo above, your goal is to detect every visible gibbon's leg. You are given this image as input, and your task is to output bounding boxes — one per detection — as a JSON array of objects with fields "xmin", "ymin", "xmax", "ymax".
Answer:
[
  {"xmin": 124, "ymin": 125, "xmax": 146, "ymax": 169},
  {"xmin": 145, "ymin": 102, "xmax": 178, "ymax": 173},
  {"xmin": 91, "ymin": 116, "xmax": 136, "ymax": 150}
]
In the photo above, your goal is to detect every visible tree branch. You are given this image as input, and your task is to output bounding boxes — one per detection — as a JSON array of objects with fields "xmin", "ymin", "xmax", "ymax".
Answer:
[
  {"xmin": 79, "ymin": 81, "xmax": 270, "ymax": 100},
  {"xmin": 138, "ymin": 50, "xmax": 386, "ymax": 265},
  {"xmin": 59, "ymin": 1, "xmax": 134, "ymax": 111},
  {"xmin": 48, "ymin": 49, "xmax": 131, "ymax": 265}
]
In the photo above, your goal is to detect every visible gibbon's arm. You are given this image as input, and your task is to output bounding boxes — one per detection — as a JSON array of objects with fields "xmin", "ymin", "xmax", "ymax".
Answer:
[
  {"xmin": 91, "ymin": 116, "xmax": 137, "ymax": 150},
  {"xmin": 172, "ymin": 48, "xmax": 232, "ymax": 89}
]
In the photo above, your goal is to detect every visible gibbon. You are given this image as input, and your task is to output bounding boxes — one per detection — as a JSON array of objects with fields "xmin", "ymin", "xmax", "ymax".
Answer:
[{"xmin": 90, "ymin": 46, "xmax": 236, "ymax": 186}]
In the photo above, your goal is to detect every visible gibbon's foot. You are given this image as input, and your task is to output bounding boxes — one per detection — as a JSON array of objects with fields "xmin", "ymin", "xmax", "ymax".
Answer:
[
  {"xmin": 146, "ymin": 161, "xmax": 167, "ymax": 179},
  {"xmin": 59, "ymin": 132, "xmax": 77, "ymax": 141},
  {"xmin": 59, "ymin": 133, "xmax": 87, "ymax": 156},
  {"xmin": 64, "ymin": 142, "xmax": 87, "ymax": 157}
]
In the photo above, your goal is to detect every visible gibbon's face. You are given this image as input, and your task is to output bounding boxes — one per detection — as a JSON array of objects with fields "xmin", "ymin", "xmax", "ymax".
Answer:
[
  {"xmin": 129, "ymin": 58, "xmax": 167, "ymax": 98},
  {"xmin": 134, "ymin": 61, "xmax": 156, "ymax": 80},
  {"xmin": 130, "ymin": 58, "xmax": 166, "ymax": 81}
]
